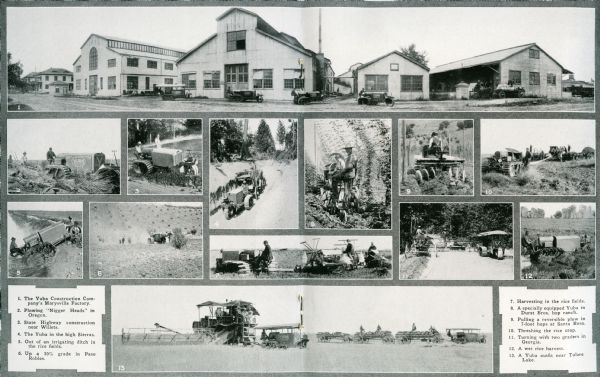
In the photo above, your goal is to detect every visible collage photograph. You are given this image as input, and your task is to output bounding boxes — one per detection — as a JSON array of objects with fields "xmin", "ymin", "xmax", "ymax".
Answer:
[{"xmin": 1, "ymin": 1, "xmax": 598, "ymax": 377}]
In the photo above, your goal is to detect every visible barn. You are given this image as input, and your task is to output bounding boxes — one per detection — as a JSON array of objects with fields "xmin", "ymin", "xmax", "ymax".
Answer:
[
  {"xmin": 430, "ymin": 43, "xmax": 572, "ymax": 99},
  {"xmin": 176, "ymin": 8, "xmax": 334, "ymax": 101},
  {"xmin": 354, "ymin": 51, "xmax": 430, "ymax": 100}
]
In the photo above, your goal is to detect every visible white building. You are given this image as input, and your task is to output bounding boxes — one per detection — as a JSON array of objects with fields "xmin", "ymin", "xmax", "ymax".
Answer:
[
  {"xmin": 355, "ymin": 51, "xmax": 430, "ymax": 100},
  {"xmin": 176, "ymin": 8, "xmax": 333, "ymax": 101},
  {"xmin": 73, "ymin": 34, "xmax": 184, "ymax": 96},
  {"xmin": 25, "ymin": 68, "xmax": 73, "ymax": 93}
]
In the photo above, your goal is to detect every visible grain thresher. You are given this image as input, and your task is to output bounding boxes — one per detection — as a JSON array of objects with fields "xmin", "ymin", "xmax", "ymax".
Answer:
[
  {"xmin": 548, "ymin": 146, "xmax": 579, "ymax": 162},
  {"xmin": 354, "ymin": 326, "xmax": 396, "ymax": 343},
  {"xmin": 446, "ymin": 328, "xmax": 486, "ymax": 343},
  {"xmin": 482, "ymin": 148, "xmax": 524, "ymax": 177},
  {"xmin": 395, "ymin": 326, "xmax": 444, "ymax": 344}
]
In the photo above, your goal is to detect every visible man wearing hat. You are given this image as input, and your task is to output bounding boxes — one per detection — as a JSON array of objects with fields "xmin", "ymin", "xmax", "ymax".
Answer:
[
  {"xmin": 343, "ymin": 146, "xmax": 358, "ymax": 195},
  {"xmin": 258, "ymin": 240, "xmax": 273, "ymax": 274},
  {"xmin": 10, "ymin": 237, "xmax": 23, "ymax": 257},
  {"xmin": 134, "ymin": 141, "xmax": 143, "ymax": 159},
  {"xmin": 343, "ymin": 239, "xmax": 356, "ymax": 263}
]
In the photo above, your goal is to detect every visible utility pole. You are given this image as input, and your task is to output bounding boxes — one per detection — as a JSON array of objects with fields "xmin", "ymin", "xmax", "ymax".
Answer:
[{"xmin": 318, "ymin": 8, "xmax": 322, "ymax": 54}]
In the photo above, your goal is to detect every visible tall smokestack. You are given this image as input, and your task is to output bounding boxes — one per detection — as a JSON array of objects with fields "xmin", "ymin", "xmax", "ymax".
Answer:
[{"xmin": 318, "ymin": 8, "xmax": 322, "ymax": 54}]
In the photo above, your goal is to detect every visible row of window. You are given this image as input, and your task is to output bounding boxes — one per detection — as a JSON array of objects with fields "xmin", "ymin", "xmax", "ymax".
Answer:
[
  {"xmin": 75, "ymin": 76, "xmax": 117, "ymax": 91},
  {"xmin": 107, "ymin": 39, "xmax": 184, "ymax": 58},
  {"xmin": 364, "ymin": 74, "xmax": 424, "ymax": 92},
  {"xmin": 508, "ymin": 70, "xmax": 557, "ymax": 86},
  {"xmin": 79, "ymin": 54, "xmax": 175, "ymax": 72},
  {"xmin": 43, "ymin": 75, "xmax": 71, "ymax": 82},
  {"xmin": 182, "ymin": 68, "xmax": 304, "ymax": 90}
]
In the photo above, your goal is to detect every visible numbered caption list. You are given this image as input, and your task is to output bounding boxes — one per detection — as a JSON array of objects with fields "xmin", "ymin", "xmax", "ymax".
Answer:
[
  {"xmin": 8, "ymin": 285, "xmax": 105, "ymax": 372},
  {"xmin": 499, "ymin": 286, "xmax": 596, "ymax": 374}
]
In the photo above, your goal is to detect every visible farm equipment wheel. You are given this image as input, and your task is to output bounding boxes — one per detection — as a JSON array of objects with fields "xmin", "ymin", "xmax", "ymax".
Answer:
[
  {"xmin": 41, "ymin": 242, "xmax": 57, "ymax": 258},
  {"xmin": 225, "ymin": 206, "xmax": 236, "ymax": 220},
  {"xmin": 244, "ymin": 195, "xmax": 255, "ymax": 210},
  {"xmin": 256, "ymin": 96, "xmax": 264, "ymax": 103},
  {"xmin": 427, "ymin": 167, "xmax": 436, "ymax": 179},
  {"xmin": 132, "ymin": 160, "xmax": 154, "ymax": 175},
  {"xmin": 298, "ymin": 97, "xmax": 307, "ymax": 105},
  {"xmin": 420, "ymin": 169, "xmax": 429, "ymax": 181},
  {"xmin": 48, "ymin": 165, "xmax": 70, "ymax": 179},
  {"xmin": 385, "ymin": 98, "xmax": 394, "ymax": 107},
  {"xmin": 414, "ymin": 170, "xmax": 423, "ymax": 183},
  {"xmin": 358, "ymin": 98, "xmax": 367, "ymax": 105}
]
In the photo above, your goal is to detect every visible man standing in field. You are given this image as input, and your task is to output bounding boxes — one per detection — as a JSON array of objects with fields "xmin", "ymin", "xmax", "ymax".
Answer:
[
  {"xmin": 46, "ymin": 147, "xmax": 56, "ymax": 165},
  {"xmin": 257, "ymin": 240, "xmax": 273, "ymax": 274}
]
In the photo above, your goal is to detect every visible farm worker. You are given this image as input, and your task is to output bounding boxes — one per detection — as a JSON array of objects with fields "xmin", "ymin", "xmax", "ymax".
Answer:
[
  {"xmin": 46, "ymin": 147, "xmax": 56, "ymax": 164},
  {"xmin": 343, "ymin": 239, "xmax": 357, "ymax": 263},
  {"xmin": 343, "ymin": 147, "xmax": 358, "ymax": 195},
  {"xmin": 412, "ymin": 323, "xmax": 417, "ymax": 331},
  {"xmin": 259, "ymin": 240, "xmax": 273, "ymax": 272},
  {"xmin": 66, "ymin": 216, "xmax": 74, "ymax": 232},
  {"xmin": 523, "ymin": 149, "xmax": 531, "ymax": 168},
  {"xmin": 155, "ymin": 134, "xmax": 162, "ymax": 148},
  {"xmin": 367, "ymin": 242, "xmax": 378, "ymax": 255},
  {"xmin": 22, "ymin": 151, "xmax": 28, "ymax": 164},
  {"xmin": 416, "ymin": 227, "xmax": 423, "ymax": 236},
  {"xmin": 192, "ymin": 160, "xmax": 200, "ymax": 176},
  {"xmin": 134, "ymin": 141, "xmax": 143, "ymax": 158},
  {"xmin": 10, "ymin": 237, "xmax": 23, "ymax": 257}
]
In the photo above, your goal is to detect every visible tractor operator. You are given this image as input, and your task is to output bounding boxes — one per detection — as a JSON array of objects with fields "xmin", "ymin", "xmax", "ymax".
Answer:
[
  {"xmin": 46, "ymin": 147, "xmax": 56, "ymax": 165},
  {"xmin": 428, "ymin": 132, "xmax": 442, "ymax": 156},
  {"xmin": 10, "ymin": 237, "xmax": 24, "ymax": 257},
  {"xmin": 343, "ymin": 239, "xmax": 357, "ymax": 262},
  {"xmin": 134, "ymin": 141, "xmax": 143, "ymax": 158},
  {"xmin": 258, "ymin": 240, "xmax": 273, "ymax": 273}
]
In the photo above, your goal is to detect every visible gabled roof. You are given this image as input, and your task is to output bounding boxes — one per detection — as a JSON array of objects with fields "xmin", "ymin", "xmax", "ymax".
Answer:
[
  {"xmin": 39, "ymin": 67, "xmax": 72, "ymax": 75},
  {"xmin": 356, "ymin": 50, "xmax": 430, "ymax": 72},
  {"xmin": 177, "ymin": 34, "xmax": 217, "ymax": 63},
  {"xmin": 431, "ymin": 43, "xmax": 572, "ymax": 74}
]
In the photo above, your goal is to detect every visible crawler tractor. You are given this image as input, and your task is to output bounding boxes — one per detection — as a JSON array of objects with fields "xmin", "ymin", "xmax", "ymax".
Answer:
[
  {"xmin": 548, "ymin": 146, "xmax": 579, "ymax": 161},
  {"xmin": 220, "ymin": 163, "xmax": 266, "ymax": 219},
  {"xmin": 408, "ymin": 145, "xmax": 466, "ymax": 183},
  {"xmin": 482, "ymin": 148, "xmax": 524, "ymax": 177},
  {"xmin": 446, "ymin": 328, "xmax": 486, "ymax": 344},
  {"xmin": 47, "ymin": 152, "xmax": 119, "ymax": 180},
  {"xmin": 11, "ymin": 221, "xmax": 81, "ymax": 262},
  {"xmin": 131, "ymin": 145, "xmax": 198, "ymax": 176}
]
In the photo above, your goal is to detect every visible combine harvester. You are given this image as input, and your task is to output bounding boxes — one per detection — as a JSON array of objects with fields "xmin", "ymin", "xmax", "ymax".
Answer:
[{"xmin": 121, "ymin": 298, "xmax": 307, "ymax": 349}]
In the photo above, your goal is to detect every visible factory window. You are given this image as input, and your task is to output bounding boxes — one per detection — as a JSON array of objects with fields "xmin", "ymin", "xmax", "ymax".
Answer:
[
  {"xmin": 227, "ymin": 30, "xmax": 246, "ymax": 51},
  {"xmin": 108, "ymin": 59, "xmax": 116, "ymax": 68},
  {"xmin": 164, "ymin": 78, "xmax": 174, "ymax": 85},
  {"xmin": 147, "ymin": 60, "xmax": 158, "ymax": 69},
  {"xmin": 253, "ymin": 69, "xmax": 273, "ymax": 89},
  {"xmin": 84, "ymin": 79, "xmax": 87, "ymax": 90},
  {"xmin": 89, "ymin": 47, "xmax": 98, "ymax": 70},
  {"xmin": 182, "ymin": 73, "xmax": 197, "ymax": 89},
  {"xmin": 283, "ymin": 69, "xmax": 304, "ymax": 89},
  {"xmin": 127, "ymin": 76, "xmax": 138, "ymax": 90},
  {"xmin": 100, "ymin": 77, "xmax": 103, "ymax": 90},
  {"xmin": 529, "ymin": 49, "xmax": 540, "ymax": 59},
  {"xmin": 203, "ymin": 72, "xmax": 220, "ymax": 89},
  {"xmin": 45, "ymin": 84, "xmax": 49, "ymax": 89},
  {"xmin": 62, "ymin": 76, "xmax": 66, "ymax": 81},
  {"xmin": 127, "ymin": 58, "xmax": 139, "ymax": 67},
  {"xmin": 401, "ymin": 75, "xmax": 423, "ymax": 91},
  {"xmin": 165, "ymin": 62, "xmax": 174, "ymax": 71},
  {"xmin": 529, "ymin": 72, "xmax": 540, "ymax": 85},
  {"xmin": 108, "ymin": 76, "xmax": 116, "ymax": 90},
  {"xmin": 390, "ymin": 63, "xmax": 399, "ymax": 71},
  {"xmin": 508, "ymin": 70, "xmax": 521, "ymax": 85},
  {"xmin": 76, "ymin": 79, "xmax": 81, "ymax": 90},
  {"xmin": 76, "ymin": 65, "xmax": 81, "ymax": 73},
  {"xmin": 45, "ymin": 75, "xmax": 49, "ymax": 81},
  {"xmin": 547, "ymin": 73, "xmax": 556, "ymax": 85},
  {"xmin": 365, "ymin": 75, "xmax": 388, "ymax": 91}
]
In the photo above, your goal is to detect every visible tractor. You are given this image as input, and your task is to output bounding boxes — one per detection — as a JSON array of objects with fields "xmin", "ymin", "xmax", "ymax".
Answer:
[
  {"xmin": 354, "ymin": 327, "xmax": 396, "ymax": 343},
  {"xmin": 548, "ymin": 146, "xmax": 579, "ymax": 161},
  {"xmin": 46, "ymin": 152, "xmax": 119, "ymax": 180},
  {"xmin": 446, "ymin": 328, "xmax": 486, "ymax": 344},
  {"xmin": 408, "ymin": 144, "xmax": 466, "ymax": 183},
  {"xmin": 412, "ymin": 233, "xmax": 433, "ymax": 256},
  {"xmin": 395, "ymin": 326, "xmax": 444, "ymax": 343},
  {"xmin": 482, "ymin": 148, "xmax": 524, "ymax": 177},
  {"xmin": 291, "ymin": 90, "xmax": 324, "ymax": 105},
  {"xmin": 131, "ymin": 145, "xmax": 198, "ymax": 176},
  {"xmin": 148, "ymin": 232, "xmax": 173, "ymax": 244},
  {"xmin": 494, "ymin": 83, "xmax": 525, "ymax": 98},
  {"xmin": 215, "ymin": 249, "xmax": 258, "ymax": 274},
  {"xmin": 475, "ymin": 230, "xmax": 511, "ymax": 260},
  {"xmin": 259, "ymin": 325, "xmax": 309, "ymax": 349},
  {"xmin": 357, "ymin": 90, "xmax": 394, "ymax": 106},
  {"xmin": 11, "ymin": 221, "xmax": 81, "ymax": 264},
  {"xmin": 220, "ymin": 163, "xmax": 266, "ymax": 220}
]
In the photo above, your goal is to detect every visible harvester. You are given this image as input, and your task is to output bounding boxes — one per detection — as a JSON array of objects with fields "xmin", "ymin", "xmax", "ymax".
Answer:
[
  {"xmin": 354, "ymin": 327, "xmax": 396, "ymax": 343},
  {"xmin": 121, "ymin": 298, "xmax": 307, "ymax": 349},
  {"xmin": 407, "ymin": 145, "xmax": 466, "ymax": 183},
  {"xmin": 317, "ymin": 332, "xmax": 354, "ymax": 342},
  {"xmin": 482, "ymin": 148, "xmax": 524, "ymax": 177},
  {"xmin": 446, "ymin": 328, "xmax": 486, "ymax": 343},
  {"xmin": 131, "ymin": 145, "xmax": 198, "ymax": 176}
]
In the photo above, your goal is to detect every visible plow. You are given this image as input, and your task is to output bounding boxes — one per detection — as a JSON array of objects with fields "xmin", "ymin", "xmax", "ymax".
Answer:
[{"xmin": 408, "ymin": 146, "xmax": 466, "ymax": 184}]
